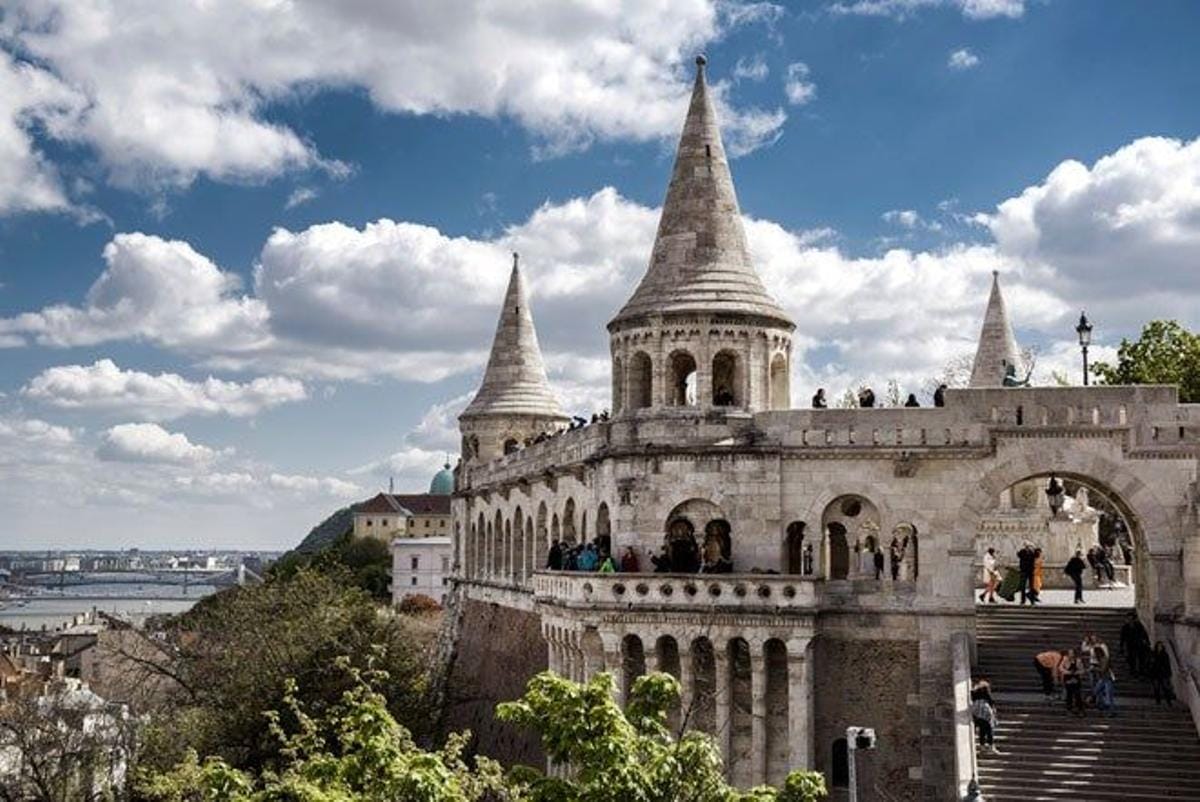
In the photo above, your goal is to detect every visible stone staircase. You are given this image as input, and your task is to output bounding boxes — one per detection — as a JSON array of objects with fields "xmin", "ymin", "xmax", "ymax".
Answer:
[{"xmin": 974, "ymin": 605, "xmax": 1200, "ymax": 801}]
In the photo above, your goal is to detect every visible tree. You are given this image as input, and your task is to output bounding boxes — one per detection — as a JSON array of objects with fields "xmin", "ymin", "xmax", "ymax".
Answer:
[
  {"xmin": 269, "ymin": 530, "xmax": 393, "ymax": 601},
  {"xmin": 1092, "ymin": 320, "xmax": 1200, "ymax": 402},
  {"xmin": 137, "ymin": 667, "xmax": 828, "ymax": 802},
  {"xmin": 129, "ymin": 569, "xmax": 437, "ymax": 776}
]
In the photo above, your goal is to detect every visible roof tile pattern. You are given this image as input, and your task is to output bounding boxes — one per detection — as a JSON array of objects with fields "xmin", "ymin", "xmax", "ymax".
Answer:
[{"xmin": 610, "ymin": 58, "xmax": 791, "ymax": 328}]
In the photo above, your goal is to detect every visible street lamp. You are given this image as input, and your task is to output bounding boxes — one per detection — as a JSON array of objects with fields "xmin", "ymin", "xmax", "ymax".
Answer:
[
  {"xmin": 1076, "ymin": 311, "xmax": 1093, "ymax": 386},
  {"xmin": 1045, "ymin": 474, "xmax": 1065, "ymax": 518}
]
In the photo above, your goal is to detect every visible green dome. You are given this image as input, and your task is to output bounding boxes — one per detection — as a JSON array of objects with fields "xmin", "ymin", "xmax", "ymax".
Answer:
[{"xmin": 429, "ymin": 463, "xmax": 454, "ymax": 496}]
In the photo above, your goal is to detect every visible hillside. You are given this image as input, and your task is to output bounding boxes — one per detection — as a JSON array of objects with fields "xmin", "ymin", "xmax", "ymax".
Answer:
[{"xmin": 294, "ymin": 504, "xmax": 357, "ymax": 554}]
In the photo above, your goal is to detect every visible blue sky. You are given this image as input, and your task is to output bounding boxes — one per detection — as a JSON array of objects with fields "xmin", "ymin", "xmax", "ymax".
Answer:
[{"xmin": 2, "ymin": 0, "xmax": 1199, "ymax": 549}]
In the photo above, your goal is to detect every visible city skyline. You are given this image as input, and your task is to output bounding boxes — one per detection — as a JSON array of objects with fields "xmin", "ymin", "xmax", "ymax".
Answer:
[{"xmin": 2, "ymin": 0, "xmax": 1200, "ymax": 549}]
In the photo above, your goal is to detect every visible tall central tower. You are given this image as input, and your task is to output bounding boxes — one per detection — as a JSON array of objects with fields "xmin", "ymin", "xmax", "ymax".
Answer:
[{"xmin": 608, "ymin": 56, "xmax": 795, "ymax": 415}]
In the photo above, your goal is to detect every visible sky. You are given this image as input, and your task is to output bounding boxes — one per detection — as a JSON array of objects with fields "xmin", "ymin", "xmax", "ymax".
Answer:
[{"xmin": 1, "ymin": 0, "xmax": 1199, "ymax": 550}]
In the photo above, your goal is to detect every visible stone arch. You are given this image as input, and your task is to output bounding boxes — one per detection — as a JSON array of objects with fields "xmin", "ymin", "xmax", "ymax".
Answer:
[
  {"xmin": 493, "ymin": 510, "xmax": 503, "ymax": 577},
  {"xmin": 476, "ymin": 512, "xmax": 486, "ymax": 578},
  {"xmin": 513, "ymin": 507, "xmax": 525, "ymax": 582},
  {"xmin": 764, "ymin": 639, "xmax": 790, "ymax": 786},
  {"xmin": 785, "ymin": 521, "xmax": 807, "ymax": 575},
  {"xmin": 621, "ymin": 634, "xmax": 646, "ymax": 700},
  {"xmin": 595, "ymin": 502, "xmax": 612, "ymax": 556},
  {"xmin": 629, "ymin": 351, "xmax": 653, "ymax": 409},
  {"xmin": 485, "ymin": 519, "xmax": 494, "ymax": 578},
  {"xmin": 551, "ymin": 513, "xmax": 560, "ymax": 542},
  {"xmin": 961, "ymin": 457, "xmax": 1176, "ymax": 622},
  {"xmin": 504, "ymin": 519, "xmax": 512, "ymax": 581},
  {"xmin": 668, "ymin": 350, "xmax": 698, "ymax": 406},
  {"xmin": 665, "ymin": 498, "xmax": 726, "ymax": 574},
  {"xmin": 581, "ymin": 628, "xmax": 604, "ymax": 682},
  {"xmin": 821, "ymin": 494, "xmax": 881, "ymax": 581},
  {"xmin": 612, "ymin": 355, "xmax": 624, "ymax": 414},
  {"xmin": 728, "ymin": 637, "xmax": 753, "ymax": 787},
  {"xmin": 769, "ymin": 352, "xmax": 789, "ymax": 410},
  {"xmin": 712, "ymin": 349, "xmax": 741, "ymax": 407},
  {"xmin": 890, "ymin": 522, "xmax": 918, "ymax": 581},
  {"xmin": 562, "ymin": 498, "xmax": 577, "ymax": 545},
  {"xmin": 524, "ymin": 518, "xmax": 535, "ymax": 581},
  {"xmin": 690, "ymin": 637, "xmax": 716, "ymax": 735},
  {"xmin": 466, "ymin": 521, "xmax": 476, "ymax": 578},
  {"xmin": 580, "ymin": 508, "xmax": 589, "ymax": 544}
]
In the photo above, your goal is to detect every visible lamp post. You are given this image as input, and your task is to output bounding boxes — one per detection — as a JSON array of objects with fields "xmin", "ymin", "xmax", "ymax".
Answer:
[
  {"xmin": 1045, "ymin": 474, "xmax": 1065, "ymax": 518},
  {"xmin": 1076, "ymin": 311, "xmax": 1093, "ymax": 386}
]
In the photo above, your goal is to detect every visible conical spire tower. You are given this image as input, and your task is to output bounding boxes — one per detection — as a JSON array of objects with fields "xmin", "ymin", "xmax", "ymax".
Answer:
[
  {"xmin": 609, "ymin": 55, "xmax": 792, "ymax": 328},
  {"xmin": 462, "ymin": 254, "xmax": 567, "ymax": 420},
  {"xmin": 969, "ymin": 271, "xmax": 1024, "ymax": 387}
]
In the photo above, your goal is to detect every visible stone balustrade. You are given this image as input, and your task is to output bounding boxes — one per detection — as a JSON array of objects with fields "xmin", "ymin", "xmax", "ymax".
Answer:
[{"xmin": 532, "ymin": 570, "xmax": 819, "ymax": 610}]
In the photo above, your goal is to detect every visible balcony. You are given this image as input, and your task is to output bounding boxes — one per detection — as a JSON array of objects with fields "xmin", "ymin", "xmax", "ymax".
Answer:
[{"xmin": 531, "ymin": 570, "xmax": 819, "ymax": 611}]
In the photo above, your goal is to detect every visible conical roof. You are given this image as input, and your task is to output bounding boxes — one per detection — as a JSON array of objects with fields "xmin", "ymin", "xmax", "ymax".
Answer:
[
  {"xmin": 969, "ymin": 271, "xmax": 1024, "ymax": 387},
  {"xmin": 461, "ymin": 255, "xmax": 568, "ymax": 420},
  {"xmin": 610, "ymin": 56, "xmax": 792, "ymax": 329}
]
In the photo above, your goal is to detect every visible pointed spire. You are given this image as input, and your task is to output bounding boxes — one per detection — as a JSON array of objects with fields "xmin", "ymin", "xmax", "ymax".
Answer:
[
  {"xmin": 609, "ymin": 56, "xmax": 792, "ymax": 329},
  {"xmin": 461, "ymin": 253, "xmax": 568, "ymax": 420},
  {"xmin": 969, "ymin": 271, "xmax": 1024, "ymax": 387}
]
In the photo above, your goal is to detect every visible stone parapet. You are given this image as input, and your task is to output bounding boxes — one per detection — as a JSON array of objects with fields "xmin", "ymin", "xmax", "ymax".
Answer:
[{"xmin": 532, "ymin": 571, "xmax": 818, "ymax": 610}]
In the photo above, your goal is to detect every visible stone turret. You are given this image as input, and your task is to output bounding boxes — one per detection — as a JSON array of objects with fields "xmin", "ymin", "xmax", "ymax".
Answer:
[
  {"xmin": 969, "ymin": 271, "xmax": 1025, "ymax": 387},
  {"xmin": 608, "ymin": 56, "xmax": 795, "ymax": 415},
  {"xmin": 459, "ymin": 254, "xmax": 568, "ymax": 462}
]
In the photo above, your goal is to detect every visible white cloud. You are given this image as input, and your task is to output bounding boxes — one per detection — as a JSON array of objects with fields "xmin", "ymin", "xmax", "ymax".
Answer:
[
  {"xmin": 0, "ymin": 233, "xmax": 269, "ymax": 350},
  {"xmin": 948, "ymin": 48, "xmax": 981, "ymax": 70},
  {"xmin": 783, "ymin": 62, "xmax": 817, "ymax": 106},
  {"xmin": 0, "ymin": 415, "xmax": 74, "ymax": 447},
  {"xmin": 830, "ymin": 0, "xmax": 1024, "ymax": 19},
  {"xmin": 266, "ymin": 473, "xmax": 361, "ymax": 498},
  {"xmin": 22, "ymin": 359, "xmax": 307, "ymax": 420},
  {"xmin": 0, "ymin": 0, "xmax": 784, "ymax": 207},
  {"xmin": 733, "ymin": 53, "xmax": 769, "ymax": 82},
  {"xmin": 882, "ymin": 208, "xmax": 943, "ymax": 232},
  {"xmin": 97, "ymin": 422, "xmax": 217, "ymax": 465},
  {"xmin": 285, "ymin": 187, "xmax": 319, "ymax": 210}
]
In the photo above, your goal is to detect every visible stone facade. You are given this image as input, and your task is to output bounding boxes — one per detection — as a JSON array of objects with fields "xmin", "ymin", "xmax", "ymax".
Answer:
[{"xmin": 438, "ymin": 58, "xmax": 1200, "ymax": 801}]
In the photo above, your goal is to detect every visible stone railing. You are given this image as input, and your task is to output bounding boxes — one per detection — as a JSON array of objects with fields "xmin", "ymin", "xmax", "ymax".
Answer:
[
  {"xmin": 531, "ymin": 571, "xmax": 819, "ymax": 610},
  {"xmin": 463, "ymin": 425, "xmax": 609, "ymax": 488}
]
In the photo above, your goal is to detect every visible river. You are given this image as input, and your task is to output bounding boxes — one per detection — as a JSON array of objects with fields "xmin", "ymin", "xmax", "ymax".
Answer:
[{"xmin": 0, "ymin": 583, "xmax": 219, "ymax": 631}]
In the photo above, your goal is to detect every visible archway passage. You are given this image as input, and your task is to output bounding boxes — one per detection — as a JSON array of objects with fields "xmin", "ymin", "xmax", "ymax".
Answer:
[
  {"xmin": 785, "ymin": 521, "xmax": 807, "ymax": 575},
  {"xmin": 712, "ymin": 350, "xmax": 739, "ymax": 406},
  {"xmin": 666, "ymin": 518, "xmax": 700, "ymax": 573},
  {"xmin": 827, "ymin": 523, "xmax": 849, "ymax": 580},
  {"xmin": 669, "ymin": 351, "xmax": 697, "ymax": 406},
  {"xmin": 821, "ymin": 494, "xmax": 881, "ymax": 580},
  {"xmin": 663, "ymin": 498, "xmax": 728, "ymax": 573}
]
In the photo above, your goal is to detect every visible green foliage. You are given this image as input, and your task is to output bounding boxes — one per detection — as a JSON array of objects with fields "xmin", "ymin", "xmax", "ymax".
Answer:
[
  {"xmin": 497, "ymin": 671, "xmax": 827, "ymax": 802},
  {"xmin": 138, "ymin": 666, "xmax": 827, "ymax": 802},
  {"xmin": 138, "ymin": 570, "xmax": 435, "ymax": 776},
  {"xmin": 269, "ymin": 530, "xmax": 392, "ymax": 601},
  {"xmin": 1092, "ymin": 319, "xmax": 1200, "ymax": 402}
]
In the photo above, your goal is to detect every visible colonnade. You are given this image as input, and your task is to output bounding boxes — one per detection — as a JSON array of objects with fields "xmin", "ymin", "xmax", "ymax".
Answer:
[{"xmin": 542, "ymin": 623, "xmax": 813, "ymax": 787}]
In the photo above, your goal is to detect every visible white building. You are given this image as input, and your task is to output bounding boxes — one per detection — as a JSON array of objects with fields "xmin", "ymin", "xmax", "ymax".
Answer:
[{"xmin": 386, "ymin": 464, "xmax": 455, "ymax": 605}]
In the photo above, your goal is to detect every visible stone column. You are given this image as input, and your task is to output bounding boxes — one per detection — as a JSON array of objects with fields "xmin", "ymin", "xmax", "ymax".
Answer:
[
  {"xmin": 713, "ymin": 638, "xmax": 732, "ymax": 769},
  {"xmin": 601, "ymin": 633, "xmax": 625, "ymax": 705},
  {"xmin": 678, "ymin": 640, "xmax": 695, "ymax": 733},
  {"xmin": 749, "ymin": 641, "xmax": 767, "ymax": 786},
  {"xmin": 786, "ymin": 639, "xmax": 814, "ymax": 770}
]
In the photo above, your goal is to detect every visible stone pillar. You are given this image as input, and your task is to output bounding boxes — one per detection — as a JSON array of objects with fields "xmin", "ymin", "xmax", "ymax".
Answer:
[
  {"xmin": 678, "ymin": 640, "xmax": 695, "ymax": 732},
  {"xmin": 713, "ymin": 638, "xmax": 732, "ymax": 769},
  {"xmin": 786, "ymin": 639, "xmax": 814, "ymax": 770},
  {"xmin": 749, "ymin": 641, "xmax": 767, "ymax": 786},
  {"xmin": 601, "ymin": 633, "xmax": 625, "ymax": 705}
]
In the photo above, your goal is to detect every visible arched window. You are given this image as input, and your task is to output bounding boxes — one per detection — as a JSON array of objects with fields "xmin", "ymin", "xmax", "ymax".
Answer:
[
  {"xmin": 563, "ymin": 499, "xmax": 577, "ymax": 544},
  {"xmin": 503, "ymin": 438, "xmax": 520, "ymax": 455},
  {"xmin": 769, "ymin": 352, "xmax": 789, "ymax": 410},
  {"xmin": 669, "ymin": 351, "xmax": 697, "ymax": 406},
  {"xmin": 785, "ymin": 521, "xmax": 806, "ymax": 575},
  {"xmin": 629, "ymin": 352, "xmax": 653, "ymax": 409},
  {"xmin": 612, "ymin": 356, "xmax": 624, "ymax": 414},
  {"xmin": 827, "ymin": 522, "xmax": 849, "ymax": 580},
  {"xmin": 712, "ymin": 350, "xmax": 740, "ymax": 407},
  {"xmin": 596, "ymin": 503, "xmax": 612, "ymax": 555}
]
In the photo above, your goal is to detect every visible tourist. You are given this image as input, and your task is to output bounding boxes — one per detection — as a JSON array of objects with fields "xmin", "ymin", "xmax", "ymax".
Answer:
[
  {"xmin": 1114, "ymin": 518, "xmax": 1133, "ymax": 565},
  {"xmin": 577, "ymin": 543, "xmax": 599, "ymax": 572},
  {"xmin": 933, "ymin": 384, "xmax": 947, "ymax": 408},
  {"xmin": 873, "ymin": 547, "xmax": 884, "ymax": 580},
  {"xmin": 1017, "ymin": 542, "xmax": 1036, "ymax": 605},
  {"xmin": 547, "ymin": 540, "xmax": 563, "ymax": 571},
  {"xmin": 651, "ymin": 545, "xmax": 672, "ymax": 574},
  {"xmin": 802, "ymin": 543, "xmax": 814, "ymax": 575},
  {"xmin": 1149, "ymin": 642, "xmax": 1174, "ymax": 706},
  {"xmin": 1081, "ymin": 633, "xmax": 1109, "ymax": 692},
  {"xmin": 971, "ymin": 693, "xmax": 998, "ymax": 754},
  {"xmin": 1030, "ymin": 548, "xmax": 1044, "ymax": 605},
  {"xmin": 1120, "ymin": 612, "xmax": 1151, "ymax": 677},
  {"xmin": 979, "ymin": 547, "xmax": 1000, "ymax": 604},
  {"xmin": 1094, "ymin": 665, "xmax": 1116, "ymax": 716},
  {"xmin": 904, "ymin": 393, "xmax": 920, "ymax": 408},
  {"xmin": 1097, "ymin": 547, "xmax": 1116, "ymax": 585},
  {"xmin": 859, "ymin": 387, "xmax": 876, "ymax": 408},
  {"xmin": 564, "ymin": 545, "xmax": 580, "ymax": 571},
  {"xmin": 598, "ymin": 552, "xmax": 616, "ymax": 573},
  {"xmin": 812, "ymin": 388, "xmax": 827, "ymax": 409},
  {"xmin": 620, "ymin": 546, "xmax": 640, "ymax": 573},
  {"xmin": 889, "ymin": 537, "xmax": 902, "ymax": 581},
  {"xmin": 1061, "ymin": 650, "xmax": 1085, "ymax": 715},
  {"xmin": 1065, "ymin": 550, "xmax": 1087, "ymax": 604},
  {"xmin": 714, "ymin": 386, "xmax": 735, "ymax": 406},
  {"xmin": 971, "ymin": 677, "xmax": 995, "ymax": 706},
  {"xmin": 1034, "ymin": 649, "xmax": 1066, "ymax": 699}
]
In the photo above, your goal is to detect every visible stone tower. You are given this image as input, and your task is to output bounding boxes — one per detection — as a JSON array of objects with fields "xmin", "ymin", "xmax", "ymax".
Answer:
[
  {"xmin": 608, "ymin": 56, "xmax": 795, "ymax": 415},
  {"xmin": 969, "ymin": 271, "xmax": 1024, "ymax": 387},
  {"xmin": 459, "ymin": 254, "xmax": 569, "ymax": 462}
]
